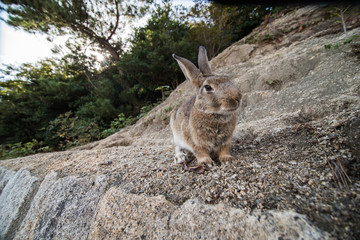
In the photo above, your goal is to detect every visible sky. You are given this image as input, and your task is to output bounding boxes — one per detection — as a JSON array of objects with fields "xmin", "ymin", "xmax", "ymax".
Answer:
[
  {"xmin": 0, "ymin": 22, "xmax": 56, "ymax": 65},
  {"xmin": 0, "ymin": 0, "xmax": 195, "ymax": 68}
]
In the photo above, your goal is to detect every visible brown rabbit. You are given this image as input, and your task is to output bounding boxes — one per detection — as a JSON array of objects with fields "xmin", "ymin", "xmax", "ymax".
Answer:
[{"xmin": 171, "ymin": 46, "xmax": 241, "ymax": 172}]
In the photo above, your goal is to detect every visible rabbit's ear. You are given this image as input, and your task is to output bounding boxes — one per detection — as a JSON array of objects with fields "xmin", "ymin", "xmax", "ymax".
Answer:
[
  {"xmin": 173, "ymin": 54, "xmax": 202, "ymax": 88},
  {"xmin": 198, "ymin": 46, "xmax": 212, "ymax": 75}
]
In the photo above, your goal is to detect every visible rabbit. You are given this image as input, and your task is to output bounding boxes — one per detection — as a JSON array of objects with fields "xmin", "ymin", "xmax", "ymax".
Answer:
[{"xmin": 171, "ymin": 46, "xmax": 242, "ymax": 173}]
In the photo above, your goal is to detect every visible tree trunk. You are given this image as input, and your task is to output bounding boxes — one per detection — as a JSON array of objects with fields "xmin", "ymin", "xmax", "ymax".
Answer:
[
  {"xmin": 71, "ymin": 23, "xmax": 120, "ymax": 61},
  {"xmin": 98, "ymin": 39, "xmax": 120, "ymax": 61}
]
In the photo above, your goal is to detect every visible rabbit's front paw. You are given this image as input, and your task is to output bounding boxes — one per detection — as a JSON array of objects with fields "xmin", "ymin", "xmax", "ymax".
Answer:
[
  {"xmin": 198, "ymin": 157, "xmax": 214, "ymax": 167},
  {"xmin": 198, "ymin": 156, "xmax": 212, "ymax": 163},
  {"xmin": 219, "ymin": 154, "xmax": 235, "ymax": 163},
  {"xmin": 174, "ymin": 146, "xmax": 187, "ymax": 164},
  {"xmin": 174, "ymin": 154, "xmax": 186, "ymax": 164}
]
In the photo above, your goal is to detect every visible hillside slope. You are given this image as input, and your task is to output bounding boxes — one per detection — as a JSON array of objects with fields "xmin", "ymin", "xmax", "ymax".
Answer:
[{"xmin": 1, "ymin": 5, "xmax": 360, "ymax": 239}]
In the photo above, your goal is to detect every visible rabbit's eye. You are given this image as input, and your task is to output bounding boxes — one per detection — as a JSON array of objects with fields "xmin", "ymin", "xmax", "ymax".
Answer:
[{"xmin": 204, "ymin": 85, "xmax": 213, "ymax": 92}]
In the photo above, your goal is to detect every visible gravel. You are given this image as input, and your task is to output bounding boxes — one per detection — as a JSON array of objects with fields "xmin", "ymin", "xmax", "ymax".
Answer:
[{"xmin": 103, "ymin": 109, "xmax": 360, "ymax": 239}]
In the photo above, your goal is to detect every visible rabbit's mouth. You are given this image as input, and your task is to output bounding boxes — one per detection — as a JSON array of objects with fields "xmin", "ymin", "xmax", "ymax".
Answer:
[
  {"xmin": 221, "ymin": 101, "xmax": 240, "ymax": 113},
  {"xmin": 221, "ymin": 107, "xmax": 239, "ymax": 113},
  {"xmin": 221, "ymin": 96, "xmax": 241, "ymax": 111},
  {"xmin": 200, "ymin": 107, "xmax": 237, "ymax": 115},
  {"xmin": 227, "ymin": 107, "xmax": 239, "ymax": 112}
]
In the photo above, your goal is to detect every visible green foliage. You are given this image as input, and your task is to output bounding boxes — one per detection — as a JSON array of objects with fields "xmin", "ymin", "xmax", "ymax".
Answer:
[
  {"xmin": 46, "ymin": 111, "xmax": 103, "ymax": 149},
  {"xmin": 324, "ymin": 44, "xmax": 333, "ymax": 50},
  {"xmin": 324, "ymin": 43, "xmax": 340, "ymax": 50},
  {"xmin": 138, "ymin": 102, "xmax": 159, "ymax": 118},
  {"xmin": 324, "ymin": 34, "xmax": 360, "ymax": 50},
  {"xmin": 186, "ymin": 3, "xmax": 270, "ymax": 58},
  {"xmin": 1, "ymin": 139, "xmax": 53, "ymax": 160},
  {"xmin": 0, "ymin": 60, "xmax": 92, "ymax": 144},
  {"xmin": 102, "ymin": 102, "xmax": 158, "ymax": 138},
  {"xmin": 344, "ymin": 34, "xmax": 360, "ymax": 44},
  {"xmin": 110, "ymin": 113, "xmax": 131, "ymax": 129},
  {"xmin": 155, "ymin": 85, "xmax": 171, "ymax": 101},
  {"xmin": 117, "ymin": 2, "xmax": 198, "ymax": 99},
  {"xmin": 102, "ymin": 113, "xmax": 136, "ymax": 137}
]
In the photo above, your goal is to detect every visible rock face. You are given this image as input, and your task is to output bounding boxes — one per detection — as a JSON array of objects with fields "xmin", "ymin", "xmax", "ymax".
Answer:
[
  {"xmin": 0, "ymin": 168, "xmax": 38, "ymax": 240},
  {"xmin": 1, "ymin": 5, "xmax": 360, "ymax": 240},
  {"xmin": 0, "ymin": 167, "xmax": 15, "ymax": 194},
  {"xmin": 89, "ymin": 188, "xmax": 325, "ymax": 240},
  {"xmin": 13, "ymin": 171, "xmax": 109, "ymax": 240}
]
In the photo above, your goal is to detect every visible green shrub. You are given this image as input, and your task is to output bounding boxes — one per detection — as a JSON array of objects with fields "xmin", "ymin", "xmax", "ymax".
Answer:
[
  {"xmin": 46, "ymin": 111, "xmax": 103, "ymax": 149},
  {"xmin": 0, "ymin": 139, "xmax": 53, "ymax": 160},
  {"xmin": 102, "ymin": 113, "xmax": 137, "ymax": 137}
]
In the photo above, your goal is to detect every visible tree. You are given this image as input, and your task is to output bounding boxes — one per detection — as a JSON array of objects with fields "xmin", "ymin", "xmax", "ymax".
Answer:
[
  {"xmin": 1, "ymin": 0, "xmax": 152, "ymax": 61},
  {"xmin": 186, "ymin": 2, "xmax": 270, "ymax": 58},
  {"xmin": 116, "ymin": 2, "xmax": 198, "ymax": 103},
  {"xmin": 0, "ymin": 60, "xmax": 92, "ymax": 144}
]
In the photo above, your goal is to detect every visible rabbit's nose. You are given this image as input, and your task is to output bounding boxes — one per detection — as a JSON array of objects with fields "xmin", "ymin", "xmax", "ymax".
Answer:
[
  {"xmin": 233, "ymin": 93, "xmax": 242, "ymax": 105},
  {"xmin": 228, "ymin": 97, "xmax": 240, "ymax": 108}
]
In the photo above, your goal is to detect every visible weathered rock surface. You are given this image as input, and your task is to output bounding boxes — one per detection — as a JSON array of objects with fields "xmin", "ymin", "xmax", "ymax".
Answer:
[
  {"xmin": 1, "ymin": 5, "xmax": 360, "ymax": 240},
  {"xmin": 0, "ymin": 168, "xmax": 38, "ymax": 240},
  {"xmin": 0, "ymin": 167, "xmax": 15, "ymax": 194},
  {"xmin": 89, "ymin": 187, "xmax": 177, "ymax": 239},
  {"xmin": 13, "ymin": 171, "xmax": 109, "ymax": 240},
  {"xmin": 90, "ymin": 187, "xmax": 327, "ymax": 239}
]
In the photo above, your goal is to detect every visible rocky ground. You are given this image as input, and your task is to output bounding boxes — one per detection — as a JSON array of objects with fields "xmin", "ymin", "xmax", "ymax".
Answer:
[
  {"xmin": 96, "ymin": 108, "xmax": 360, "ymax": 239},
  {"xmin": 1, "ymin": 5, "xmax": 360, "ymax": 239}
]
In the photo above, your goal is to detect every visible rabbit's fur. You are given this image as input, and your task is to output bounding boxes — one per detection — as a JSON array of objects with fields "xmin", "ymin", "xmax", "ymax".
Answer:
[{"xmin": 171, "ymin": 46, "xmax": 241, "ymax": 170}]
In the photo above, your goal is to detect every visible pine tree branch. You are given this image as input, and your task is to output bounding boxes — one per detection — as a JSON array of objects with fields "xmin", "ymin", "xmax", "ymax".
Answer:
[{"xmin": 106, "ymin": 0, "xmax": 120, "ymax": 42}]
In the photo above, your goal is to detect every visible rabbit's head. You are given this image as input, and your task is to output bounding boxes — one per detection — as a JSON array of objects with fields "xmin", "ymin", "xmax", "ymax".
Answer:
[{"xmin": 173, "ymin": 46, "xmax": 241, "ymax": 115}]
